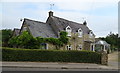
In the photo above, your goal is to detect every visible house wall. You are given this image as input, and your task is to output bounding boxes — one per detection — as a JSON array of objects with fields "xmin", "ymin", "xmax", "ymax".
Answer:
[
  {"xmin": 47, "ymin": 43, "xmax": 56, "ymax": 50},
  {"xmin": 63, "ymin": 32, "xmax": 95, "ymax": 51},
  {"xmin": 83, "ymin": 33, "xmax": 95, "ymax": 51}
]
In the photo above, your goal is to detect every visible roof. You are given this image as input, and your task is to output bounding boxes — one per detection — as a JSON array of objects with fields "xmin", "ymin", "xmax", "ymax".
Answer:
[
  {"xmin": 13, "ymin": 28, "xmax": 20, "ymax": 36},
  {"xmin": 24, "ymin": 18, "xmax": 57, "ymax": 38},
  {"xmin": 95, "ymin": 40, "xmax": 110, "ymax": 46},
  {"xmin": 50, "ymin": 16, "xmax": 91, "ymax": 34}
]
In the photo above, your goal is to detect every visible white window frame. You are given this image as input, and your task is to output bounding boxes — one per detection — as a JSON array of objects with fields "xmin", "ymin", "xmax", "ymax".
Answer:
[
  {"xmin": 66, "ymin": 26, "xmax": 72, "ymax": 36},
  {"xmin": 89, "ymin": 31, "xmax": 93, "ymax": 38},
  {"xmin": 78, "ymin": 45, "xmax": 82, "ymax": 50},
  {"xmin": 67, "ymin": 45, "xmax": 72, "ymax": 50},
  {"xmin": 78, "ymin": 28, "xmax": 83, "ymax": 37}
]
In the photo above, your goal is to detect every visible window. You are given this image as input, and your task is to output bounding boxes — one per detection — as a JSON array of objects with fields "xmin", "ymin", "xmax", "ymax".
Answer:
[
  {"xmin": 78, "ymin": 28, "xmax": 83, "ymax": 37},
  {"xmin": 78, "ymin": 45, "xmax": 82, "ymax": 50},
  {"xmin": 89, "ymin": 31, "xmax": 93, "ymax": 38},
  {"xmin": 91, "ymin": 44, "xmax": 95, "ymax": 51},
  {"xmin": 66, "ymin": 26, "xmax": 71, "ymax": 36},
  {"xmin": 67, "ymin": 45, "xmax": 72, "ymax": 50}
]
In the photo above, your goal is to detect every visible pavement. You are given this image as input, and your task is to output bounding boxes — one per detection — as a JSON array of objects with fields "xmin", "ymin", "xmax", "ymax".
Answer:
[{"xmin": 2, "ymin": 62, "xmax": 119, "ymax": 70}]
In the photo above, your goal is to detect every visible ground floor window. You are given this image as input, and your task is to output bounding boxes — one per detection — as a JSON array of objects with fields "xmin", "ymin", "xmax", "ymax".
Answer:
[
  {"xmin": 40, "ymin": 43, "xmax": 48, "ymax": 49},
  {"xmin": 78, "ymin": 45, "xmax": 82, "ymax": 50},
  {"xmin": 91, "ymin": 44, "xmax": 95, "ymax": 51},
  {"xmin": 67, "ymin": 45, "xmax": 72, "ymax": 50}
]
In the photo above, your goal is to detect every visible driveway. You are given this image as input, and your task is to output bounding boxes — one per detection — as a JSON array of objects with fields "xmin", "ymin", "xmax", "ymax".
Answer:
[{"xmin": 108, "ymin": 51, "xmax": 119, "ymax": 69}]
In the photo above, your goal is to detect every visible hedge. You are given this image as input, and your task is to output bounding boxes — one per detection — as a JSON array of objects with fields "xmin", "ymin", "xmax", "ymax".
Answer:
[{"xmin": 2, "ymin": 47, "xmax": 101, "ymax": 64}]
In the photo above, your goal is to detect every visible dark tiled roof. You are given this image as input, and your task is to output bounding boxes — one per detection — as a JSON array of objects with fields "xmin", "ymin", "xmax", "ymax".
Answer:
[
  {"xmin": 13, "ymin": 28, "xmax": 20, "ymax": 36},
  {"xmin": 50, "ymin": 16, "xmax": 91, "ymax": 34},
  {"xmin": 24, "ymin": 18, "xmax": 57, "ymax": 38}
]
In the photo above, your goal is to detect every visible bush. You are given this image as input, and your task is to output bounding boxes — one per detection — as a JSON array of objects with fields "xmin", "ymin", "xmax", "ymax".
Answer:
[
  {"xmin": 2, "ymin": 47, "xmax": 101, "ymax": 64},
  {"xmin": 8, "ymin": 31, "xmax": 39, "ymax": 49}
]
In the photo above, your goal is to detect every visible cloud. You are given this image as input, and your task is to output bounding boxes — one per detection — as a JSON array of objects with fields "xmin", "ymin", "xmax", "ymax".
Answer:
[
  {"xmin": 52, "ymin": 11, "xmax": 118, "ymax": 37},
  {"xmin": 1, "ymin": 1, "xmax": 118, "ymax": 37}
]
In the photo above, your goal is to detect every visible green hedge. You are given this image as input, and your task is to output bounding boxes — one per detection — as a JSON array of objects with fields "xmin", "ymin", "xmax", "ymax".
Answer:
[{"xmin": 2, "ymin": 47, "xmax": 101, "ymax": 64}]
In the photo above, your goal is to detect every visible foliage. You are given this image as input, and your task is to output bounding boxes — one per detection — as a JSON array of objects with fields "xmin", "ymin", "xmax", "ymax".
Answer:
[
  {"xmin": 2, "ymin": 47, "xmax": 101, "ymax": 64},
  {"xmin": 9, "ymin": 31, "xmax": 69, "ymax": 49},
  {"xmin": 59, "ymin": 31, "xmax": 69, "ymax": 44},
  {"xmin": 8, "ymin": 36, "xmax": 19, "ymax": 47},
  {"xmin": 36, "ymin": 31, "xmax": 68, "ymax": 49},
  {"xmin": 9, "ymin": 31, "xmax": 39, "ymax": 49},
  {"xmin": 1, "ymin": 29, "xmax": 13, "ymax": 47}
]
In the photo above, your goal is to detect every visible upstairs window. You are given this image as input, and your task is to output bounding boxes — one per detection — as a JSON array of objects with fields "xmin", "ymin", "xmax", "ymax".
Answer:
[
  {"xmin": 78, "ymin": 28, "xmax": 83, "ymax": 37},
  {"xmin": 66, "ymin": 26, "xmax": 71, "ymax": 36},
  {"xmin": 89, "ymin": 31, "xmax": 93, "ymax": 38}
]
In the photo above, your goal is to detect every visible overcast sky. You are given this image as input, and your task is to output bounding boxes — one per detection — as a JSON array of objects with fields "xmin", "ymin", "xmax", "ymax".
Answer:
[{"xmin": 0, "ymin": 0, "xmax": 119, "ymax": 37}]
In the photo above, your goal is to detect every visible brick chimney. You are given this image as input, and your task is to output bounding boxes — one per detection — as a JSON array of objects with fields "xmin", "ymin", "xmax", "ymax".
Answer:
[
  {"xmin": 49, "ymin": 11, "xmax": 53, "ymax": 17},
  {"xmin": 83, "ymin": 21, "xmax": 87, "ymax": 26}
]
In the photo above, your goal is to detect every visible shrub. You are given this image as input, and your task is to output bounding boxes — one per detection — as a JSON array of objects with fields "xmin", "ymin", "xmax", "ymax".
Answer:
[
  {"xmin": 8, "ymin": 31, "xmax": 39, "ymax": 49},
  {"xmin": 2, "ymin": 47, "xmax": 101, "ymax": 64}
]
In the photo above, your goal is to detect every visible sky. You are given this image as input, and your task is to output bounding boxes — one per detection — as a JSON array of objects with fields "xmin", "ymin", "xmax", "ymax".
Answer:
[{"xmin": 0, "ymin": 0, "xmax": 119, "ymax": 37}]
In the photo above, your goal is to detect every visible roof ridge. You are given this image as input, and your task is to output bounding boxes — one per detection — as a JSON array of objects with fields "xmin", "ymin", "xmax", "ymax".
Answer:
[
  {"xmin": 52, "ymin": 16, "xmax": 83, "ymax": 25},
  {"xmin": 24, "ymin": 18, "xmax": 46, "ymax": 24}
]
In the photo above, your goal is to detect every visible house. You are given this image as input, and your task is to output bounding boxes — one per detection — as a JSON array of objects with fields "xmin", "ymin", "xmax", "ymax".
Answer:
[
  {"xmin": 14, "ymin": 11, "xmax": 96, "ymax": 51},
  {"xmin": 12, "ymin": 28, "xmax": 20, "ymax": 36}
]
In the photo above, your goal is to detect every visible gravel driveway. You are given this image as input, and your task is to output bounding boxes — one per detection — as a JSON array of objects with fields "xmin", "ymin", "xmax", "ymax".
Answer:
[{"xmin": 108, "ymin": 51, "xmax": 119, "ymax": 69}]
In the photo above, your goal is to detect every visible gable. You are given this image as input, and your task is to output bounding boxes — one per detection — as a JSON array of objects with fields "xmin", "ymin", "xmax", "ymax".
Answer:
[{"xmin": 21, "ymin": 18, "xmax": 57, "ymax": 38}]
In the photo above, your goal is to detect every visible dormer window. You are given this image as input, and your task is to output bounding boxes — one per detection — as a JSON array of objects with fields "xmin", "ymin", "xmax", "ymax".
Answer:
[
  {"xmin": 66, "ymin": 26, "xmax": 71, "ymax": 36},
  {"xmin": 89, "ymin": 31, "xmax": 93, "ymax": 38},
  {"xmin": 78, "ymin": 28, "xmax": 83, "ymax": 37}
]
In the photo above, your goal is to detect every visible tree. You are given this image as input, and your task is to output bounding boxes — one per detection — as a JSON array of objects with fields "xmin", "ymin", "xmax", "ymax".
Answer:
[
  {"xmin": 2, "ymin": 29, "xmax": 13, "ymax": 47},
  {"xmin": 9, "ymin": 31, "xmax": 39, "ymax": 49}
]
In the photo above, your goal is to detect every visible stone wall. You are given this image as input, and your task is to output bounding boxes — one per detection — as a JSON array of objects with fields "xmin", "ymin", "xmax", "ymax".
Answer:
[
  {"xmin": 67, "ymin": 32, "xmax": 95, "ymax": 50},
  {"xmin": 101, "ymin": 51, "xmax": 108, "ymax": 65},
  {"xmin": 47, "ymin": 32, "xmax": 95, "ymax": 51}
]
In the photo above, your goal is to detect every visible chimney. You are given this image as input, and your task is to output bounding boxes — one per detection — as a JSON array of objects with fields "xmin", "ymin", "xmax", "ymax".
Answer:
[
  {"xmin": 83, "ymin": 21, "xmax": 87, "ymax": 26},
  {"xmin": 49, "ymin": 11, "xmax": 53, "ymax": 17}
]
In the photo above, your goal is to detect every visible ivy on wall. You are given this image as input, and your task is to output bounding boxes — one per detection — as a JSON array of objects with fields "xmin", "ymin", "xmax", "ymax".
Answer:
[{"xmin": 8, "ymin": 31, "xmax": 69, "ymax": 49}]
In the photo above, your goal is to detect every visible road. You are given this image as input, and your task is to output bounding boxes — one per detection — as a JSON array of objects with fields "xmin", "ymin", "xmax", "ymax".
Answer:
[
  {"xmin": 2, "ymin": 66, "xmax": 118, "ymax": 71},
  {"xmin": 2, "ymin": 62, "xmax": 118, "ymax": 71}
]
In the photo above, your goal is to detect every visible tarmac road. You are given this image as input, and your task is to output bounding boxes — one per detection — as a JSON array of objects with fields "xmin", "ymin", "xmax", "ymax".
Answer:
[{"xmin": 2, "ymin": 66, "xmax": 118, "ymax": 71}]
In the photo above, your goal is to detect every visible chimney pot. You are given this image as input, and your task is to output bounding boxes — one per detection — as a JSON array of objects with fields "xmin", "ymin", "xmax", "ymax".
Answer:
[
  {"xmin": 83, "ymin": 21, "xmax": 87, "ymax": 26},
  {"xmin": 49, "ymin": 11, "xmax": 53, "ymax": 17}
]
